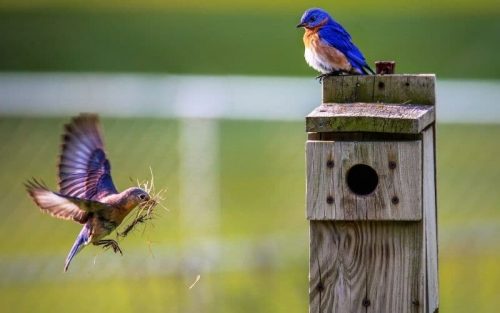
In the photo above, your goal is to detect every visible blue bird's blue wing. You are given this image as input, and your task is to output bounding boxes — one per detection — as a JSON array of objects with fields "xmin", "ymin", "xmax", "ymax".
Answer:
[
  {"xmin": 319, "ymin": 21, "xmax": 374, "ymax": 74},
  {"xmin": 58, "ymin": 114, "xmax": 118, "ymax": 200}
]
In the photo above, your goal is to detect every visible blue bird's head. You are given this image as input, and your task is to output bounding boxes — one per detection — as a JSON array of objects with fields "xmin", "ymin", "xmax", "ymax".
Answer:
[{"xmin": 297, "ymin": 8, "xmax": 332, "ymax": 29}]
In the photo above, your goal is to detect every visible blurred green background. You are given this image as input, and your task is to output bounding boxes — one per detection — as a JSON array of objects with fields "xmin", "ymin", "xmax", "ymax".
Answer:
[
  {"xmin": 0, "ymin": 1, "xmax": 499, "ymax": 313},
  {"xmin": 1, "ymin": 0, "xmax": 500, "ymax": 78}
]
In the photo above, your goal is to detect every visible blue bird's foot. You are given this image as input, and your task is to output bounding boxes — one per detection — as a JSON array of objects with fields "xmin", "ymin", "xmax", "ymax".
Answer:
[
  {"xmin": 95, "ymin": 239, "xmax": 123, "ymax": 255},
  {"xmin": 316, "ymin": 71, "xmax": 348, "ymax": 83}
]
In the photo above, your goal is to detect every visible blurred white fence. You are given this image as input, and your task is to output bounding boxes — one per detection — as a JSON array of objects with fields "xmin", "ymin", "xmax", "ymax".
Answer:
[{"xmin": 0, "ymin": 72, "xmax": 499, "ymax": 122}]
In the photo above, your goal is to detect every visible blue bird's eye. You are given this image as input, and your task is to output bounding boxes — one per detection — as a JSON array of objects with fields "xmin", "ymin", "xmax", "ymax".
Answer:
[
  {"xmin": 310, "ymin": 16, "xmax": 316, "ymax": 22},
  {"xmin": 139, "ymin": 194, "xmax": 146, "ymax": 200}
]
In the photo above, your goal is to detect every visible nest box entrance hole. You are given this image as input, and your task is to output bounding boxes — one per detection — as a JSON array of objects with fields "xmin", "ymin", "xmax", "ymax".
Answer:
[{"xmin": 346, "ymin": 164, "xmax": 379, "ymax": 196}]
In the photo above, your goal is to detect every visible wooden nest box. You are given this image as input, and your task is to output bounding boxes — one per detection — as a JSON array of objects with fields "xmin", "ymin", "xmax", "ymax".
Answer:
[{"xmin": 306, "ymin": 74, "xmax": 438, "ymax": 313}]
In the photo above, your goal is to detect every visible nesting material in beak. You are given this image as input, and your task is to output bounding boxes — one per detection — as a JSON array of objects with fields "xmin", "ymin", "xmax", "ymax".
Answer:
[{"xmin": 118, "ymin": 168, "xmax": 167, "ymax": 238}]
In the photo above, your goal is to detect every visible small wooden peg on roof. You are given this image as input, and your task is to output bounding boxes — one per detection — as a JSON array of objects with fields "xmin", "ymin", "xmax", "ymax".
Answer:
[{"xmin": 375, "ymin": 61, "xmax": 396, "ymax": 75}]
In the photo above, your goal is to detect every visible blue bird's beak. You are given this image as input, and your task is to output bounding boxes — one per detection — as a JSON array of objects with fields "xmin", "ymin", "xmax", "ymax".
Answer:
[{"xmin": 296, "ymin": 22, "xmax": 306, "ymax": 28}]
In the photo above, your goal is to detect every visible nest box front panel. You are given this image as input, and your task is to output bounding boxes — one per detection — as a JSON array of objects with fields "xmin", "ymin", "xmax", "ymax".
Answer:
[
  {"xmin": 309, "ymin": 220, "xmax": 424, "ymax": 313},
  {"xmin": 307, "ymin": 140, "xmax": 422, "ymax": 221}
]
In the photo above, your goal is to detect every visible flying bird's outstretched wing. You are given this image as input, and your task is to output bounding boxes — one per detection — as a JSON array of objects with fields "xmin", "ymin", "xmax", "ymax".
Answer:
[
  {"xmin": 58, "ymin": 114, "xmax": 118, "ymax": 200},
  {"xmin": 25, "ymin": 179, "xmax": 113, "ymax": 223}
]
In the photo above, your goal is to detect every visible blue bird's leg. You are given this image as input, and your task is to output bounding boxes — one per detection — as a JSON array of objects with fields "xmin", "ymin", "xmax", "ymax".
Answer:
[
  {"xmin": 94, "ymin": 239, "xmax": 123, "ymax": 255},
  {"xmin": 316, "ymin": 68, "xmax": 360, "ymax": 83},
  {"xmin": 315, "ymin": 70, "xmax": 344, "ymax": 83}
]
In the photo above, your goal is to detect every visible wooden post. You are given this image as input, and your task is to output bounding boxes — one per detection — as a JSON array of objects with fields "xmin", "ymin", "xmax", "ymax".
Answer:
[{"xmin": 306, "ymin": 69, "xmax": 438, "ymax": 313}]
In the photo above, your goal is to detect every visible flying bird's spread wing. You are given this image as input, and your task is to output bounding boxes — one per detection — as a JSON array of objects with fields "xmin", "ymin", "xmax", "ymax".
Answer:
[
  {"xmin": 26, "ymin": 180, "xmax": 113, "ymax": 223},
  {"xmin": 59, "ymin": 114, "xmax": 118, "ymax": 200}
]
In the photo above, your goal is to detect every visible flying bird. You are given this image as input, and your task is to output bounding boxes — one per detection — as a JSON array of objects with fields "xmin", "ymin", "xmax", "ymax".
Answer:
[
  {"xmin": 297, "ymin": 8, "xmax": 374, "ymax": 79},
  {"xmin": 26, "ymin": 114, "xmax": 152, "ymax": 272}
]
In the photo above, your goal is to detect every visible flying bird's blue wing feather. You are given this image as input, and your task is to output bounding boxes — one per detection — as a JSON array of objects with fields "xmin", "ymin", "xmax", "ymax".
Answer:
[{"xmin": 58, "ymin": 114, "xmax": 118, "ymax": 200}]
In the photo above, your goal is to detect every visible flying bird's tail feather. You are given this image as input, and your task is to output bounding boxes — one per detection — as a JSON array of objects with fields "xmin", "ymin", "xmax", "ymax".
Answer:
[{"xmin": 64, "ymin": 224, "xmax": 91, "ymax": 272}]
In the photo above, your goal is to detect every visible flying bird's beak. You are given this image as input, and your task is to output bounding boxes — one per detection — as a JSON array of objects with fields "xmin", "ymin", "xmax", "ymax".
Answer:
[
  {"xmin": 139, "ymin": 198, "xmax": 155, "ymax": 209},
  {"xmin": 296, "ymin": 22, "xmax": 306, "ymax": 28}
]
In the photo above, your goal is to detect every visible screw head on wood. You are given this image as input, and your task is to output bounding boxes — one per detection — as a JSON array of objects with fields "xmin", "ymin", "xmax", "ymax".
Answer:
[
  {"xmin": 326, "ymin": 160, "xmax": 334, "ymax": 168},
  {"xmin": 326, "ymin": 196, "xmax": 334, "ymax": 204},
  {"xmin": 388, "ymin": 161, "xmax": 397, "ymax": 169},
  {"xmin": 391, "ymin": 196, "xmax": 399, "ymax": 205},
  {"xmin": 362, "ymin": 299, "xmax": 371, "ymax": 307},
  {"xmin": 378, "ymin": 81, "xmax": 385, "ymax": 89},
  {"xmin": 412, "ymin": 300, "xmax": 420, "ymax": 306},
  {"xmin": 316, "ymin": 281, "xmax": 325, "ymax": 292}
]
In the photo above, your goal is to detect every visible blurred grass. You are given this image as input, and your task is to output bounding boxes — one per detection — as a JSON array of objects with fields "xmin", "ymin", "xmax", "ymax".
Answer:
[
  {"xmin": 0, "ymin": 117, "xmax": 499, "ymax": 312},
  {"xmin": 0, "ymin": 9, "xmax": 500, "ymax": 78}
]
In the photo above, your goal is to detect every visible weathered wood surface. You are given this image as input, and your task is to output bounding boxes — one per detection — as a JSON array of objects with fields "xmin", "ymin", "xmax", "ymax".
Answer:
[
  {"xmin": 307, "ymin": 140, "xmax": 422, "ymax": 221},
  {"xmin": 310, "ymin": 221, "xmax": 423, "ymax": 313},
  {"xmin": 322, "ymin": 75, "xmax": 436, "ymax": 105},
  {"xmin": 306, "ymin": 103, "xmax": 435, "ymax": 134},
  {"xmin": 308, "ymin": 131, "xmax": 422, "ymax": 142},
  {"xmin": 423, "ymin": 126, "xmax": 439, "ymax": 312},
  {"xmin": 306, "ymin": 141, "xmax": 336, "ymax": 220}
]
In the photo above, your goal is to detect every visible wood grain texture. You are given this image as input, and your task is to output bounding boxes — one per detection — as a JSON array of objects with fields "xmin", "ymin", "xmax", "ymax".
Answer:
[
  {"xmin": 322, "ymin": 75, "xmax": 436, "ymax": 105},
  {"xmin": 310, "ymin": 221, "xmax": 423, "ymax": 313},
  {"xmin": 423, "ymin": 126, "xmax": 439, "ymax": 312},
  {"xmin": 306, "ymin": 103, "xmax": 435, "ymax": 134},
  {"xmin": 307, "ymin": 141, "xmax": 336, "ymax": 219},
  {"xmin": 314, "ymin": 131, "xmax": 422, "ymax": 142},
  {"xmin": 306, "ymin": 140, "xmax": 422, "ymax": 221}
]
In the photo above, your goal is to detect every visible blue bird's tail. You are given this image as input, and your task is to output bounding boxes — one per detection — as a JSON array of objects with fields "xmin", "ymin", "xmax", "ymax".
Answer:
[
  {"xmin": 362, "ymin": 65, "xmax": 375, "ymax": 75},
  {"xmin": 64, "ymin": 224, "xmax": 90, "ymax": 272}
]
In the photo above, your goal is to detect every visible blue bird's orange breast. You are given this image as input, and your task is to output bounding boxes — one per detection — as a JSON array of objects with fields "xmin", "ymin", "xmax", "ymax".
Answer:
[
  {"xmin": 303, "ymin": 28, "xmax": 352, "ymax": 73},
  {"xmin": 303, "ymin": 27, "xmax": 320, "ymax": 49}
]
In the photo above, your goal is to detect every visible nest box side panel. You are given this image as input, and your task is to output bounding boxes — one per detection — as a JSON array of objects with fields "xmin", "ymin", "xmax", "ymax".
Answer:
[{"xmin": 423, "ymin": 126, "xmax": 439, "ymax": 312}]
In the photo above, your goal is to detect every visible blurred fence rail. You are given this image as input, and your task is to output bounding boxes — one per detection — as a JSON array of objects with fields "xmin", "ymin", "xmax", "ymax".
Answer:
[{"xmin": 1, "ymin": 72, "xmax": 500, "ymax": 122}]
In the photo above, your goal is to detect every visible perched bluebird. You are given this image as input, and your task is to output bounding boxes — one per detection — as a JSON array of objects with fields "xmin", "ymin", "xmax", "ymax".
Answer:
[
  {"xmin": 26, "ymin": 114, "xmax": 152, "ymax": 272},
  {"xmin": 297, "ymin": 8, "xmax": 374, "ymax": 78}
]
